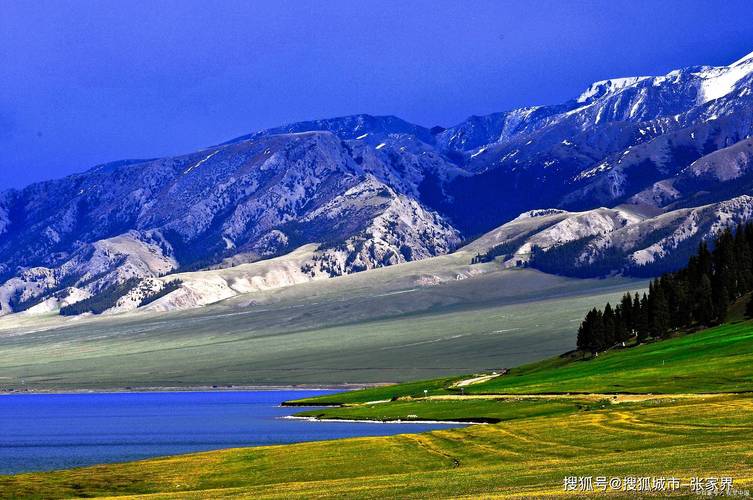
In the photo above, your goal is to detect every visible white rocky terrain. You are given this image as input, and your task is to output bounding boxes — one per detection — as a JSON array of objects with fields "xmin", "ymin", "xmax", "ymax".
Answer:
[
  {"xmin": 3, "ymin": 49, "xmax": 753, "ymax": 316},
  {"xmin": 0, "ymin": 132, "xmax": 461, "ymax": 316},
  {"xmin": 465, "ymin": 196, "xmax": 753, "ymax": 277}
]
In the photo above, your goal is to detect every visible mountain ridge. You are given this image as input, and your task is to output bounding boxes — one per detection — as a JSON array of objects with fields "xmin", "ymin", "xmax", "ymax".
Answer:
[{"xmin": 3, "ymin": 49, "xmax": 753, "ymax": 316}]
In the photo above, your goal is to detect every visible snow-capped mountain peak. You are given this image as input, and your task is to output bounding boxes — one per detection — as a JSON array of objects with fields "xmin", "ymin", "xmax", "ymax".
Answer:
[
  {"xmin": 574, "ymin": 51, "xmax": 753, "ymax": 110},
  {"xmin": 730, "ymin": 49, "xmax": 753, "ymax": 67},
  {"xmin": 695, "ymin": 53, "xmax": 753, "ymax": 103},
  {"xmin": 5, "ymin": 47, "xmax": 753, "ymax": 317},
  {"xmin": 576, "ymin": 76, "xmax": 651, "ymax": 104}
]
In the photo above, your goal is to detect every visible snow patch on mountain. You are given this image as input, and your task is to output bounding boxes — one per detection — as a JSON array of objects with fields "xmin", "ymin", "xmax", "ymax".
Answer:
[
  {"xmin": 577, "ymin": 77, "xmax": 651, "ymax": 104},
  {"xmin": 697, "ymin": 53, "xmax": 753, "ymax": 103},
  {"xmin": 183, "ymin": 150, "xmax": 220, "ymax": 175},
  {"xmin": 574, "ymin": 162, "xmax": 612, "ymax": 181},
  {"xmin": 5, "ymin": 49, "xmax": 753, "ymax": 315},
  {"xmin": 0, "ymin": 206, "xmax": 9, "ymax": 237}
]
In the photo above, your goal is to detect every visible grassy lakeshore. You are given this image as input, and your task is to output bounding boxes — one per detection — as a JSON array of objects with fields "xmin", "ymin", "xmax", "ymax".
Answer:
[
  {"xmin": 285, "ymin": 320, "xmax": 753, "ymax": 409},
  {"xmin": 3, "ymin": 320, "xmax": 753, "ymax": 498},
  {"xmin": 2, "ymin": 394, "xmax": 753, "ymax": 498}
]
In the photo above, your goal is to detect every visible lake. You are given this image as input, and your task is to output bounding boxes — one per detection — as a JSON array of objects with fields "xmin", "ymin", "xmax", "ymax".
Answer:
[{"xmin": 0, "ymin": 390, "xmax": 463, "ymax": 475}]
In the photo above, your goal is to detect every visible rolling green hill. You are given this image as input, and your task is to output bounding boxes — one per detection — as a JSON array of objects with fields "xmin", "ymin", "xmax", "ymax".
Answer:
[
  {"xmin": 468, "ymin": 322, "xmax": 753, "ymax": 395},
  {"xmin": 285, "ymin": 319, "xmax": 753, "ymax": 408}
]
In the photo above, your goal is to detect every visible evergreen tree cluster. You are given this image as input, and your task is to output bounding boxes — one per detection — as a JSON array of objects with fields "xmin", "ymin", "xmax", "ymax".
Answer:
[
  {"xmin": 577, "ymin": 223, "xmax": 753, "ymax": 353},
  {"xmin": 59, "ymin": 278, "xmax": 141, "ymax": 316},
  {"xmin": 138, "ymin": 279, "xmax": 183, "ymax": 307},
  {"xmin": 471, "ymin": 231, "xmax": 538, "ymax": 264}
]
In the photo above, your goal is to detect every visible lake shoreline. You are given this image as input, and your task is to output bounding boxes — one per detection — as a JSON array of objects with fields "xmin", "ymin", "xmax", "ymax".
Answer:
[
  {"xmin": 0, "ymin": 389, "xmax": 463, "ymax": 475},
  {"xmin": 282, "ymin": 415, "xmax": 481, "ymax": 425},
  {"xmin": 0, "ymin": 383, "xmax": 388, "ymax": 395}
]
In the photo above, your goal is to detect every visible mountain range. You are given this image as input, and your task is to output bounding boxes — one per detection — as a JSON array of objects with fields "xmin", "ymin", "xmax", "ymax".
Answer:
[{"xmin": 2, "ymin": 49, "xmax": 753, "ymax": 316}]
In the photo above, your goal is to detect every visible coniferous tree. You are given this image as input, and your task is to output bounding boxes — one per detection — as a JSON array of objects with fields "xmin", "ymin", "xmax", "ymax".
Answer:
[
  {"xmin": 576, "ymin": 317, "xmax": 589, "ymax": 352},
  {"xmin": 613, "ymin": 304, "xmax": 628, "ymax": 344},
  {"xmin": 636, "ymin": 293, "xmax": 650, "ymax": 343},
  {"xmin": 650, "ymin": 284, "xmax": 671, "ymax": 338},
  {"xmin": 620, "ymin": 293, "xmax": 634, "ymax": 335},
  {"xmin": 697, "ymin": 240, "xmax": 713, "ymax": 277},
  {"xmin": 632, "ymin": 292, "xmax": 641, "ymax": 337},
  {"xmin": 708, "ymin": 228, "xmax": 734, "ymax": 325},
  {"xmin": 716, "ymin": 291, "xmax": 729, "ymax": 324},
  {"xmin": 591, "ymin": 308, "xmax": 605, "ymax": 353},
  {"xmin": 669, "ymin": 276, "xmax": 688, "ymax": 329},
  {"xmin": 734, "ymin": 225, "xmax": 753, "ymax": 295},
  {"xmin": 574, "ymin": 222, "xmax": 753, "ymax": 354},
  {"xmin": 746, "ymin": 294, "xmax": 753, "ymax": 319},
  {"xmin": 603, "ymin": 303, "xmax": 616, "ymax": 347},
  {"xmin": 577, "ymin": 308, "xmax": 604, "ymax": 353},
  {"xmin": 646, "ymin": 280, "xmax": 656, "ymax": 334},
  {"xmin": 695, "ymin": 274, "xmax": 715, "ymax": 326}
]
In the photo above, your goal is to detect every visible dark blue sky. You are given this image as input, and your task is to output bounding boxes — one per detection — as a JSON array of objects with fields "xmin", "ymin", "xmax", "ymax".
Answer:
[{"xmin": 2, "ymin": 1, "xmax": 753, "ymax": 189}]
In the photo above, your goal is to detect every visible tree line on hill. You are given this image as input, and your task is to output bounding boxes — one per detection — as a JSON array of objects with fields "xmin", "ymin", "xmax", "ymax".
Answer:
[
  {"xmin": 577, "ymin": 223, "xmax": 753, "ymax": 353},
  {"xmin": 529, "ymin": 225, "xmax": 693, "ymax": 278},
  {"xmin": 59, "ymin": 278, "xmax": 183, "ymax": 316},
  {"xmin": 60, "ymin": 277, "xmax": 142, "ymax": 316},
  {"xmin": 137, "ymin": 279, "xmax": 183, "ymax": 307}
]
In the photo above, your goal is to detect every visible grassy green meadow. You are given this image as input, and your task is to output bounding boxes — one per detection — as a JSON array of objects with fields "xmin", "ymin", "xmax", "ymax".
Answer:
[
  {"xmin": 4, "ymin": 318, "xmax": 753, "ymax": 498},
  {"xmin": 6, "ymin": 394, "xmax": 753, "ymax": 499},
  {"xmin": 283, "ymin": 320, "xmax": 753, "ymax": 408}
]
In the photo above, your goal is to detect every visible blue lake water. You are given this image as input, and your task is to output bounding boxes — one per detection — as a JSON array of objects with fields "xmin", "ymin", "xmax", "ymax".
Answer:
[{"xmin": 0, "ymin": 390, "xmax": 462, "ymax": 475}]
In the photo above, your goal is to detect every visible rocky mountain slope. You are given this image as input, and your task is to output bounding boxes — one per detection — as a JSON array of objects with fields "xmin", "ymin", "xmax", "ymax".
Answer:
[
  {"xmin": 464, "ymin": 196, "xmax": 753, "ymax": 277},
  {"xmin": 0, "ymin": 130, "xmax": 460, "ymax": 315},
  {"xmin": 3, "ymin": 49, "xmax": 753, "ymax": 316}
]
